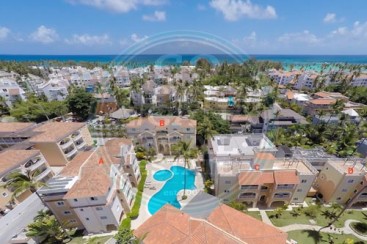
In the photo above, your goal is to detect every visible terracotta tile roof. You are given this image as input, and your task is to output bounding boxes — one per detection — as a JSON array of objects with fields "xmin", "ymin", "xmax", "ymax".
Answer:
[
  {"xmin": 104, "ymin": 138, "xmax": 133, "ymax": 164},
  {"xmin": 0, "ymin": 122, "xmax": 35, "ymax": 133},
  {"xmin": 238, "ymin": 171, "xmax": 274, "ymax": 185},
  {"xmin": 285, "ymin": 90, "xmax": 294, "ymax": 100},
  {"xmin": 63, "ymin": 148, "xmax": 112, "ymax": 199},
  {"xmin": 309, "ymin": 98, "xmax": 336, "ymax": 105},
  {"xmin": 134, "ymin": 204, "xmax": 288, "ymax": 244},
  {"xmin": 59, "ymin": 151, "xmax": 93, "ymax": 177},
  {"xmin": 273, "ymin": 170, "xmax": 299, "ymax": 184},
  {"xmin": 0, "ymin": 150, "xmax": 40, "ymax": 175},
  {"xmin": 207, "ymin": 204, "xmax": 288, "ymax": 244},
  {"xmin": 29, "ymin": 122, "xmax": 86, "ymax": 143},
  {"xmin": 8, "ymin": 88, "xmax": 20, "ymax": 96},
  {"xmin": 126, "ymin": 116, "xmax": 196, "ymax": 129}
]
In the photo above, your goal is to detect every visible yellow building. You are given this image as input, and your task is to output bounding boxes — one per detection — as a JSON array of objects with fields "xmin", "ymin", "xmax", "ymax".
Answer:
[
  {"xmin": 314, "ymin": 159, "xmax": 367, "ymax": 206},
  {"xmin": 29, "ymin": 122, "xmax": 93, "ymax": 166}
]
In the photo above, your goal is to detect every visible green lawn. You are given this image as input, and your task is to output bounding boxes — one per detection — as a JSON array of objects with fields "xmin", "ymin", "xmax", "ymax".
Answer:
[
  {"xmin": 68, "ymin": 235, "xmax": 113, "ymax": 244},
  {"xmin": 288, "ymin": 230, "xmax": 363, "ymax": 244},
  {"xmin": 246, "ymin": 211, "xmax": 263, "ymax": 221},
  {"xmin": 267, "ymin": 203, "xmax": 367, "ymax": 228}
]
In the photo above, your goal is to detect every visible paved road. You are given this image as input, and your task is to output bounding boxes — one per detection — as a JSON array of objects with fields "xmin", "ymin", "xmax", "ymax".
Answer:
[{"xmin": 0, "ymin": 193, "xmax": 44, "ymax": 243}]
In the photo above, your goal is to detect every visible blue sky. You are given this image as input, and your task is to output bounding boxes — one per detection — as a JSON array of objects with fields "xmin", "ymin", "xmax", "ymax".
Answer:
[{"xmin": 1, "ymin": 0, "xmax": 367, "ymax": 55}]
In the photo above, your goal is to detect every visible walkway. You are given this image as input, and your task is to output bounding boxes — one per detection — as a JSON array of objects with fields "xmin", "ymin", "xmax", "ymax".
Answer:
[{"xmin": 259, "ymin": 209, "xmax": 367, "ymax": 241}]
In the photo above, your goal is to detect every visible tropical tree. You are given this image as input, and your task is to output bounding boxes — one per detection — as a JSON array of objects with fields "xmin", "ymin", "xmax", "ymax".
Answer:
[
  {"xmin": 3, "ymin": 170, "xmax": 46, "ymax": 201},
  {"xmin": 172, "ymin": 141, "xmax": 198, "ymax": 199},
  {"xmin": 66, "ymin": 87, "xmax": 97, "ymax": 121},
  {"xmin": 27, "ymin": 214, "xmax": 76, "ymax": 243}
]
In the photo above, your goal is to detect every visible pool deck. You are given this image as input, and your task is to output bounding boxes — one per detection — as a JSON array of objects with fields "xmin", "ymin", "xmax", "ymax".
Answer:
[{"xmin": 131, "ymin": 157, "xmax": 204, "ymax": 229}]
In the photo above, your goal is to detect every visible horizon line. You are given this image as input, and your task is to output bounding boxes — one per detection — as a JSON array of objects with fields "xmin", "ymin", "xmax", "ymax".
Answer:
[{"xmin": 2, "ymin": 53, "xmax": 367, "ymax": 56}]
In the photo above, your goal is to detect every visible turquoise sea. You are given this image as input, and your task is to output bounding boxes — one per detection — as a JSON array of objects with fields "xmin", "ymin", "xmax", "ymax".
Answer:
[{"xmin": 1, "ymin": 55, "xmax": 367, "ymax": 69}]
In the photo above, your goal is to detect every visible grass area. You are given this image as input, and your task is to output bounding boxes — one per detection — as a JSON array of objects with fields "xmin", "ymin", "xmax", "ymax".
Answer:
[
  {"xmin": 68, "ymin": 235, "xmax": 113, "ymax": 244},
  {"xmin": 246, "ymin": 211, "xmax": 263, "ymax": 221},
  {"xmin": 267, "ymin": 200, "xmax": 367, "ymax": 228},
  {"xmin": 288, "ymin": 230, "xmax": 364, "ymax": 244},
  {"xmin": 117, "ymin": 160, "xmax": 147, "ymax": 231}
]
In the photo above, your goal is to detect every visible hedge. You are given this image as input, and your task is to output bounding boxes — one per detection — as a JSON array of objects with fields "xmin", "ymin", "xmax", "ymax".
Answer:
[{"xmin": 119, "ymin": 160, "xmax": 147, "ymax": 228}]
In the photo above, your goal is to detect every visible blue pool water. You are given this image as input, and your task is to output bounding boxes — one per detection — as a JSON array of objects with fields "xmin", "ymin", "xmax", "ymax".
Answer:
[
  {"xmin": 153, "ymin": 170, "xmax": 173, "ymax": 181},
  {"xmin": 148, "ymin": 166, "xmax": 196, "ymax": 215}
]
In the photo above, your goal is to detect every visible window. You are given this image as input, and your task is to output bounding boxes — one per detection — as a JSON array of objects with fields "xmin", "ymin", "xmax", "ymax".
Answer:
[
  {"xmin": 2, "ymin": 192, "xmax": 8, "ymax": 197},
  {"xmin": 301, "ymin": 179, "xmax": 307, "ymax": 183},
  {"xmin": 64, "ymin": 211, "xmax": 71, "ymax": 215},
  {"xmin": 186, "ymin": 128, "xmax": 190, "ymax": 131},
  {"xmin": 337, "ymin": 197, "xmax": 341, "ymax": 200},
  {"xmin": 224, "ymin": 190, "xmax": 230, "ymax": 193},
  {"xmin": 73, "ymin": 199, "xmax": 78, "ymax": 202},
  {"xmin": 80, "ymin": 208, "xmax": 84, "ymax": 212},
  {"xmin": 57, "ymin": 201, "xmax": 64, "ymax": 206},
  {"xmin": 100, "ymin": 216, "xmax": 107, "ymax": 220},
  {"xmin": 96, "ymin": 207, "xmax": 103, "ymax": 211},
  {"xmin": 86, "ymin": 218, "xmax": 89, "ymax": 221},
  {"xmin": 69, "ymin": 219, "xmax": 77, "ymax": 223},
  {"xmin": 342, "ymin": 189, "xmax": 348, "ymax": 192},
  {"xmin": 297, "ymin": 189, "xmax": 302, "ymax": 192},
  {"xmin": 293, "ymin": 198, "xmax": 298, "ymax": 201},
  {"xmin": 225, "ymin": 180, "xmax": 231, "ymax": 184},
  {"xmin": 347, "ymin": 179, "xmax": 354, "ymax": 184},
  {"xmin": 90, "ymin": 197, "xmax": 98, "ymax": 201}
]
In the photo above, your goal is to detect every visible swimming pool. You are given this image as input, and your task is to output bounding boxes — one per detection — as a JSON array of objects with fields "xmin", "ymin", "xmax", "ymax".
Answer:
[
  {"xmin": 153, "ymin": 169, "xmax": 173, "ymax": 181},
  {"xmin": 148, "ymin": 166, "xmax": 196, "ymax": 215}
]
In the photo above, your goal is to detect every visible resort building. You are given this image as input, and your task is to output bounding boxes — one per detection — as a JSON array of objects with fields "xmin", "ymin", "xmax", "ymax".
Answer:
[
  {"xmin": 294, "ymin": 72, "xmax": 318, "ymax": 90},
  {"xmin": 134, "ymin": 203, "xmax": 288, "ymax": 244},
  {"xmin": 29, "ymin": 122, "xmax": 93, "ymax": 166},
  {"xmin": 105, "ymin": 138, "xmax": 141, "ymax": 187},
  {"xmin": 125, "ymin": 116, "xmax": 196, "ymax": 155},
  {"xmin": 0, "ymin": 122, "xmax": 37, "ymax": 151},
  {"xmin": 208, "ymin": 134, "xmax": 318, "ymax": 207},
  {"xmin": 0, "ymin": 149, "xmax": 53, "ymax": 209},
  {"xmin": 0, "ymin": 78, "xmax": 27, "ymax": 106},
  {"xmin": 351, "ymin": 74, "xmax": 367, "ymax": 87},
  {"xmin": 268, "ymin": 69, "xmax": 301, "ymax": 86},
  {"xmin": 314, "ymin": 159, "xmax": 367, "ymax": 206},
  {"xmin": 203, "ymin": 85, "xmax": 237, "ymax": 110},
  {"xmin": 38, "ymin": 145, "xmax": 137, "ymax": 233},
  {"xmin": 94, "ymin": 93, "xmax": 118, "ymax": 115}
]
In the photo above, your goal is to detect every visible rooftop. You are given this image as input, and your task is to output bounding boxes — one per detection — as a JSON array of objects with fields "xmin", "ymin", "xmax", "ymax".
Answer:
[
  {"xmin": 0, "ymin": 150, "xmax": 40, "ymax": 176},
  {"xmin": 29, "ymin": 122, "xmax": 86, "ymax": 143},
  {"xmin": 134, "ymin": 204, "xmax": 287, "ymax": 244},
  {"xmin": 210, "ymin": 134, "xmax": 276, "ymax": 157},
  {"xmin": 327, "ymin": 159, "xmax": 367, "ymax": 176},
  {"xmin": 126, "ymin": 116, "xmax": 196, "ymax": 129},
  {"xmin": 0, "ymin": 122, "xmax": 36, "ymax": 137}
]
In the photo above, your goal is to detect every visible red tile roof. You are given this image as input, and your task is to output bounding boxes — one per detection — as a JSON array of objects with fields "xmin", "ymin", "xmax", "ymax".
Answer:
[
  {"xmin": 238, "ymin": 171, "xmax": 274, "ymax": 185},
  {"xmin": 273, "ymin": 170, "xmax": 299, "ymax": 184}
]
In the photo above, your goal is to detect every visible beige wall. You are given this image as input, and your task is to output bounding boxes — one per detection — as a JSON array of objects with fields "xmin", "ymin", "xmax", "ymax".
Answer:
[
  {"xmin": 34, "ymin": 143, "xmax": 68, "ymax": 166},
  {"xmin": 80, "ymin": 126, "xmax": 93, "ymax": 146}
]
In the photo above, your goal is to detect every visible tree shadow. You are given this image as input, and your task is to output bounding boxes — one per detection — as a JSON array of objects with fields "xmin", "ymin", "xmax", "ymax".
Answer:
[{"xmin": 301, "ymin": 230, "xmax": 324, "ymax": 244}]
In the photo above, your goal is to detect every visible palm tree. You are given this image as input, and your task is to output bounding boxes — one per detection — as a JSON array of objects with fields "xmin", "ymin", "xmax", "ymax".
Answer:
[
  {"xmin": 3, "ymin": 170, "xmax": 46, "ymax": 201},
  {"xmin": 172, "ymin": 141, "xmax": 198, "ymax": 199},
  {"xmin": 33, "ymin": 209, "xmax": 52, "ymax": 221},
  {"xmin": 197, "ymin": 116, "xmax": 217, "ymax": 145},
  {"xmin": 27, "ymin": 214, "xmax": 76, "ymax": 243}
]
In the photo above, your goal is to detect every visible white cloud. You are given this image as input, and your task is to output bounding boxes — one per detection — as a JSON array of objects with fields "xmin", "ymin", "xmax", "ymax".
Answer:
[
  {"xmin": 278, "ymin": 30, "xmax": 321, "ymax": 44},
  {"xmin": 65, "ymin": 34, "xmax": 111, "ymax": 45},
  {"xmin": 68, "ymin": 0, "xmax": 167, "ymax": 13},
  {"xmin": 30, "ymin": 25, "xmax": 58, "ymax": 44},
  {"xmin": 210, "ymin": 0, "xmax": 277, "ymax": 21},
  {"xmin": 142, "ymin": 11, "xmax": 166, "ymax": 21},
  {"xmin": 131, "ymin": 33, "xmax": 148, "ymax": 42},
  {"xmin": 323, "ymin": 13, "xmax": 337, "ymax": 23},
  {"xmin": 330, "ymin": 21, "xmax": 367, "ymax": 39},
  {"xmin": 244, "ymin": 31, "xmax": 256, "ymax": 42},
  {"xmin": 0, "ymin": 27, "xmax": 10, "ymax": 40}
]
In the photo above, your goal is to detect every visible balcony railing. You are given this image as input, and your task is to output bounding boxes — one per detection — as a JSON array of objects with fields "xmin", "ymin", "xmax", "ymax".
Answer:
[
  {"xmin": 276, "ymin": 185, "xmax": 295, "ymax": 190},
  {"xmin": 71, "ymin": 131, "xmax": 81, "ymax": 140},
  {"xmin": 239, "ymin": 193, "xmax": 256, "ymax": 199},
  {"xmin": 75, "ymin": 139, "xmax": 85, "ymax": 149},
  {"xmin": 59, "ymin": 138, "xmax": 73, "ymax": 149},
  {"xmin": 24, "ymin": 157, "xmax": 45, "ymax": 171},
  {"xmin": 65, "ymin": 148, "xmax": 77, "ymax": 159},
  {"xmin": 35, "ymin": 168, "xmax": 52, "ymax": 182},
  {"xmin": 273, "ymin": 194, "xmax": 291, "ymax": 199}
]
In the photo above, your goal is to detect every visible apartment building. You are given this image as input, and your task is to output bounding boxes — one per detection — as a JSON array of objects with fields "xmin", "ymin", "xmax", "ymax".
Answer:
[
  {"xmin": 37, "ymin": 79, "xmax": 69, "ymax": 101},
  {"xmin": 126, "ymin": 116, "xmax": 196, "ymax": 155},
  {"xmin": 268, "ymin": 69, "xmax": 301, "ymax": 86},
  {"xmin": 29, "ymin": 122, "xmax": 93, "ymax": 166},
  {"xmin": 105, "ymin": 138, "xmax": 141, "ymax": 187},
  {"xmin": 0, "ymin": 122, "xmax": 39, "ymax": 151},
  {"xmin": 294, "ymin": 73, "xmax": 318, "ymax": 90},
  {"xmin": 0, "ymin": 149, "xmax": 53, "ymax": 209},
  {"xmin": 314, "ymin": 159, "xmax": 367, "ymax": 206},
  {"xmin": 208, "ymin": 134, "xmax": 318, "ymax": 207},
  {"xmin": 351, "ymin": 74, "xmax": 367, "ymax": 87},
  {"xmin": 38, "ymin": 146, "xmax": 137, "ymax": 233},
  {"xmin": 0, "ymin": 78, "xmax": 27, "ymax": 106}
]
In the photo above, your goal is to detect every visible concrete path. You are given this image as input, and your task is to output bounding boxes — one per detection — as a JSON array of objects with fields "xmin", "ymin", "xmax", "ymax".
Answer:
[{"xmin": 259, "ymin": 210, "xmax": 273, "ymax": 225}]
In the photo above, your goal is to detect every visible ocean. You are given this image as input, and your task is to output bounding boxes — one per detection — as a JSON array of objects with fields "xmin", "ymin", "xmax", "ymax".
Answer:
[{"xmin": 1, "ymin": 54, "xmax": 367, "ymax": 67}]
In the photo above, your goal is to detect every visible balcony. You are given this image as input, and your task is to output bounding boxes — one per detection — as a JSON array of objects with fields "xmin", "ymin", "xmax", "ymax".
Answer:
[
  {"xmin": 75, "ymin": 139, "xmax": 86, "ymax": 149},
  {"xmin": 238, "ymin": 192, "xmax": 256, "ymax": 199},
  {"xmin": 34, "ymin": 168, "xmax": 52, "ymax": 182},
  {"xmin": 59, "ymin": 138, "xmax": 73, "ymax": 149},
  {"xmin": 359, "ymin": 193, "xmax": 367, "ymax": 199},
  {"xmin": 65, "ymin": 147, "xmax": 77, "ymax": 159},
  {"xmin": 276, "ymin": 184, "xmax": 295, "ymax": 190},
  {"xmin": 24, "ymin": 156, "xmax": 45, "ymax": 171},
  {"xmin": 71, "ymin": 131, "xmax": 82, "ymax": 140},
  {"xmin": 273, "ymin": 193, "xmax": 291, "ymax": 199},
  {"xmin": 240, "ymin": 185, "xmax": 259, "ymax": 190}
]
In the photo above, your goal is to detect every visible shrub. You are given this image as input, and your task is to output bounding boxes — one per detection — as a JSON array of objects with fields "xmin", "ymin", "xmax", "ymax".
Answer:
[
  {"xmin": 136, "ymin": 152, "xmax": 145, "ymax": 160},
  {"xmin": 351, "ymin": 222, "xmax": 367, "ymax": 234}
]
